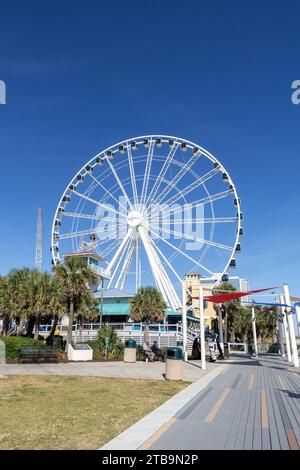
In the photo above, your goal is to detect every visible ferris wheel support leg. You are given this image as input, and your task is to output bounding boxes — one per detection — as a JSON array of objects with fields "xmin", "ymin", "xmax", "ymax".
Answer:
[
  {"xmin": 283, "ymin": 284, "xmax": 299, "ymax": 368},
  {"xmin": 280, "ymin": 295, "xmax": 292, "ymax": 362},
  {"xmin": 199, "ymin": 283, "xmax": 206, "ymax": 371},
  {"xmin": 251, "ymin": 307, "xmax": 258, "ymax": 357},
  {"xmin": 182, "ymin": 283, "xmax": 188, "ymax": 362},
  {"xmin": 107, "ymin": 234, "xmax": 131, "ymax": 289},
  {"xmin": 115, "ymin": 239, "xmax": 135, "ymax": 289},
  {"xmin": 106, "ymin": 229, "xmax": 132, "ymax": 276},
  {"xmin": 139, "ymin": 229, "xmax": 171, "ymax": 307}
]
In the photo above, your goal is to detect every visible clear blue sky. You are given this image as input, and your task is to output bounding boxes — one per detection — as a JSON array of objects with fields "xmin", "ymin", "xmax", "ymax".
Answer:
[{"xmin": 0, "ymin": 0, "xmax": 300, "ymax": 296}]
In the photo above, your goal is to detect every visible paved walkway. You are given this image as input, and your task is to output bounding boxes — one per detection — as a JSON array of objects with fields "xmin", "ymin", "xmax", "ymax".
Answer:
[
  {"xmin": 145, "ymin": 357, "xmax": 300, "ymax": 450},
  {"xmin": 0, "ymin": 360, "xmax": 218, "ymax": 383}
]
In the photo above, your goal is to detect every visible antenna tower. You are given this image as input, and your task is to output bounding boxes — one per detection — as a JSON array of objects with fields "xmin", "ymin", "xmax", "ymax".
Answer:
[{"xmin": 35, "ymin": 206, "xmax": 43, "ymax": 271}]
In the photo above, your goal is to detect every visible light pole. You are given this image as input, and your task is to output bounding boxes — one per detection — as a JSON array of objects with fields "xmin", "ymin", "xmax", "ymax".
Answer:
[
  {"xmin": 217, "ymin": 305, "xmax": 224, "ymax": 355},
  {"xmin": 277, "ymin": 304, "xmax": 285, "ymax": 357},
  {"xmin": 99, "ymin": 276, "xmax": 104, "ymax": 330},
  {"xmin": 295, "ymin": 305, "xmax": 300, "ymax": 336},
  {"xmin": 182, "ymin": 283, "xmax": 188, "ymax": 361},
  {"xmin": 251, "ymin": 307, "xmax": 258, "ymax": 357},
  {"xmin": 199, "ymin": 283, "xmax": 206, "ymax": 371},
  {"xmin": 283, "ymin": 284, "xmax": 299, "ymax": 368}
]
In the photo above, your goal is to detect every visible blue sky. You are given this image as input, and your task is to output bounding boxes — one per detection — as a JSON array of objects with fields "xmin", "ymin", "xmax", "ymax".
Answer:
[{"xmin": 0, "ymin": 0, "xmax": 300, "ymax": 297}]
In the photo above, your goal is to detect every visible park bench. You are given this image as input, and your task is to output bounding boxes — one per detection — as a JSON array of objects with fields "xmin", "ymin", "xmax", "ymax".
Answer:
[
  {"xmin": 18, "ymin": 345, "xmax": 58, "ymax": 364},
  {"xmin": 136, "ymin": 345, "xmax": 165, "ymax": 362}
]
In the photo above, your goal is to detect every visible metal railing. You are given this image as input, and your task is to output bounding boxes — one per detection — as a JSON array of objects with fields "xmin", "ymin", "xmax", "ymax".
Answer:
[{"xmin": 227, "ymin": 342, "xmax": 248, "ymax": 354}]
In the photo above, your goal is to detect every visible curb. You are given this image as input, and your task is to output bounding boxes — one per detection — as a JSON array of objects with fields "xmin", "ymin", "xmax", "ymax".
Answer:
[{"xmin": 100, "ymin": 362, "xmax": 228, "ymax": 450}]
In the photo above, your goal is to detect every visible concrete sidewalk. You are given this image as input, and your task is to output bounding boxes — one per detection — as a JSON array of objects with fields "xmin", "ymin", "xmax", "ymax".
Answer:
[{"xmin": 0, "ymin": 359, "xmax": 218, "ymax": 382}]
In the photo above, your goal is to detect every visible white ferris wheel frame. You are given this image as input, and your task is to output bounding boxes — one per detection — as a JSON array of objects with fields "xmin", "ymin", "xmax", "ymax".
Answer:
[{"xmin": 51, "ymin": 135, "xmax": 242, "ymax": 310}]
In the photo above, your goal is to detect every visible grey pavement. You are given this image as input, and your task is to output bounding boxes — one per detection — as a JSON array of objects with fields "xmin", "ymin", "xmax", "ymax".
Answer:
[
  {"xmin": 148, "ymin": 356, "xmax": 300, "ymax": 450},
  {"xmin": 0, "ymin": 359, "xmax": 218, "ymax": 382}
]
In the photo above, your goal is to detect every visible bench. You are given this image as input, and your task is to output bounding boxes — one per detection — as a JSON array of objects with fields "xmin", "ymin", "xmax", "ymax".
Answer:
[
  {"xmin": 136, "ymin": 345, "xmax": 165, "ymax": 362},
  {"xmin": 18, "ymin": 346, "xmax": 58, "ymax": 364}
]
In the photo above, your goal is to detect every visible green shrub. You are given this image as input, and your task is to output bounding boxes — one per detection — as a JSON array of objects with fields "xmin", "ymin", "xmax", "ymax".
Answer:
[
  {"xmin": 98, "ymin": 325, "xmax": 124, "ymax": 359},
  {"xmin": 0, "ymin": 336, "xmax": 45, "ymax": 360}
]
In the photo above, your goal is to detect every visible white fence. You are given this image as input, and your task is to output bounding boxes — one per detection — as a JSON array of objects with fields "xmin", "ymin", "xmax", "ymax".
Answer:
[{"xmin": 38, "ymin": 322, "xmax": 196, "ymax": 352}]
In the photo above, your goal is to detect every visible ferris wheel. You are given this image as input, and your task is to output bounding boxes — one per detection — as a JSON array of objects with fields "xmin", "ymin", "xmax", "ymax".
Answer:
[{"xmin": 51, "ymin": 135, "xmax": 243, "ymax": 310}]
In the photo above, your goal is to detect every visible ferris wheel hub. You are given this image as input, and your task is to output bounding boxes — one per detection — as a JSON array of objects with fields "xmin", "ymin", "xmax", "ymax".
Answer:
[{"xmin": 127, "ymin": 210, "xmax": 148, "ymax": 229}]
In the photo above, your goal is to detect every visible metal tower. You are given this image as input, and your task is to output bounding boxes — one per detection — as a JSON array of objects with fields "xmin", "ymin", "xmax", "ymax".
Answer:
[{"xmin": 35, "ymin": 206, "xmax": 43, "ymax": 271}]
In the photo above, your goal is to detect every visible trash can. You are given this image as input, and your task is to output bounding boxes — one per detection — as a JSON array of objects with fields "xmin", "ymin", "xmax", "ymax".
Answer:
[
  {"xmin": 165, "ymin": 347, "xmax": 182, "ymax": 380},
  {"xmin": 124, "ymin": 339, "xmax": 136, "ymax": 363},
  {"xmin": 223, "ymin": 343, "xmax": 229, "ymax": 359}
]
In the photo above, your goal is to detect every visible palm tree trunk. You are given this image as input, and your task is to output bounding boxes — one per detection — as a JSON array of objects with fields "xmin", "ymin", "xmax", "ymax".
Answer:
[
  {"xmin": 50, "ymin": 315, "xmax": 58, "ymax": 337},
  {"xmin": 1, "ymin": 314, "xmax": 9, "ymax": 336},
  {"xmin": 34, "ymin": 316, "xmax": 40, "ymax": 340},
  {"xmin": 143, "ymin": 322, "xmax": 149, "ymax": 344},
  {"xmin": 65, "ymin": 299, "xmax": 74, "ymax": 353},
  {"xmin": 224, "ymin": 311, "xmax": 228, "ymax": 342},
  {"xmin": 79, "ymin": 318, "xmax": 83, "ymax": 343},
  {"xmin": 17, "ymin": 317, "xmax": 25, "ymax": 336}
]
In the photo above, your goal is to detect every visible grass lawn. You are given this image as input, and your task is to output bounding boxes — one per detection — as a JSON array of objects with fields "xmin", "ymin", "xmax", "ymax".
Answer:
[{"xmin": 0, "ymin": 375, "xmax": 187, "ymax": 449}]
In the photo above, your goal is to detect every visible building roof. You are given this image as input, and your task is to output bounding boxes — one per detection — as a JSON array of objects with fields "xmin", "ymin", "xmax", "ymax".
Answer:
[{"xmin": 93, "ymin": 288, "xmax": 134, "ymax": 299}]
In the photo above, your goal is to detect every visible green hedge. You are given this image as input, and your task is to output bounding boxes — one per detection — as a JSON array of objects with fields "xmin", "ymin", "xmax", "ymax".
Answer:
[{"xmin": 0, "ymin": 336, "xmax": 45, "ymax": 360}]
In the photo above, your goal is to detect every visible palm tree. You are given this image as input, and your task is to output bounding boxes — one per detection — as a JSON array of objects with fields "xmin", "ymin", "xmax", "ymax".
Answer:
[
  {"xmin": 77, "ymin": 293, "xmax": 98, "ymax": 342},
  {"xmin": 47, "ymin": 276, "xmax": 68, "ymax": 338},
  {"xmin": 23, "ymin": 270, "xmax": 54, "ymax": 339},
  {"xmin": 213, "ymin": 282, "xmax": 240, "ymax": 342},
  {"xmin": 53, "ymin": 256, "xmax": 99, "ymax": 351},
  {"xmin": 130, "ymin": 286, "xmax": 167, "ymax": 342},
  {"xmin": 0, "ymin": 275, "xmax": 11, "ymax": 336},
  {"xmin": 0, "ymin": 268, "xmax": 32, "ymax": 336}
]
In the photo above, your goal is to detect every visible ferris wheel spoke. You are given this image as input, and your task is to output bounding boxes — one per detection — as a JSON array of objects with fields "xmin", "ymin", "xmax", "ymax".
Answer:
[
  {"xmin": 157, "ymin": 167, "xmax": 220, "ymax": 208},
  {"xmin": 58, "ymin": 224, "xmax": 120, "ymax": 240},
  {"xmin": 145, "ymin": 141, "xmax": 179, "ymax": 208},
  {"xmin": 160, "ymin": 226, "xmax": 233, "ymax": 251},
  {"xmin": 150, "ymin": 189, "xmax": 234, "ymax": 220},
  {"xmin": 147, "ymin": 234, "xmax": 182, "ymax": 284},
  {"xmin": 154, "ymin": 150, "xmax": 202, "ymax": 206},
  {"xmin": 100, "ymin": 238, "xmax": 124, "ymax": 258},
  {"xmin": 126, "ymin": 143, "xmax": 139, "ymax": 208},
  {"xmin": 73, "ymin": 190, "xmax": 126, "ymax": 218},
  {"xmin": 171, "ymin": 216, "xmax": 238, "ymax": 224},
  {"xmin": 62, "ymin": 211, "xmax": 118, "ymax": 222},
  {"xmin": 140, "ymin": 138, "xmax": 154, "ymax": 209},
  {"xmin": 150, "ymin": 227, "xmax": 214, "ymax": 276},
  {"xmin": 86, "ymin": 171, "xmax": 129, "ymax": 214},
  {"xmin": 106, "ymin": 159, "xmax": 134, "ymax": 211}
]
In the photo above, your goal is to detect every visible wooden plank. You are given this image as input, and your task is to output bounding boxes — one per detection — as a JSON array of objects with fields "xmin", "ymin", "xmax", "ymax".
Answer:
[{"xmin": 204, "ymin": 388, "xmax": 230, "ymax": 423}]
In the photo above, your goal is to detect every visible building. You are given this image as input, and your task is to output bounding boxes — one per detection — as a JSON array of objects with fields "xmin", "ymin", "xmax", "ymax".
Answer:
[
  {"xmin": 184, "ymin": 272, "xmax": 216, "ymax": 328},
  {"xmin": 93, "ymin": 288, "xmax": 134, "ymax": 323},
  {"xmin": 93, "ymin": 288, "xmax": 183, "ymax": 325},
  {"xmin": 184, "ymin": 272, "xmax": 250, "ymax": 329}
]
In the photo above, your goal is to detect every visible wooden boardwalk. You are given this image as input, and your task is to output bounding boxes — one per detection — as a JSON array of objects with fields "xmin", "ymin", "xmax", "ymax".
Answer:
[{"xmin": 148, "ymin": 357, "xmax": 300, "ymax": 450}]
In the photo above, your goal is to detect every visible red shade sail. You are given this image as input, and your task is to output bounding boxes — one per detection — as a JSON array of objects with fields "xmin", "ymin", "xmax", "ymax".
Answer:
[{"xmin": 192, "ymin": 287, "xmax": 277, "ymax": 304}]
